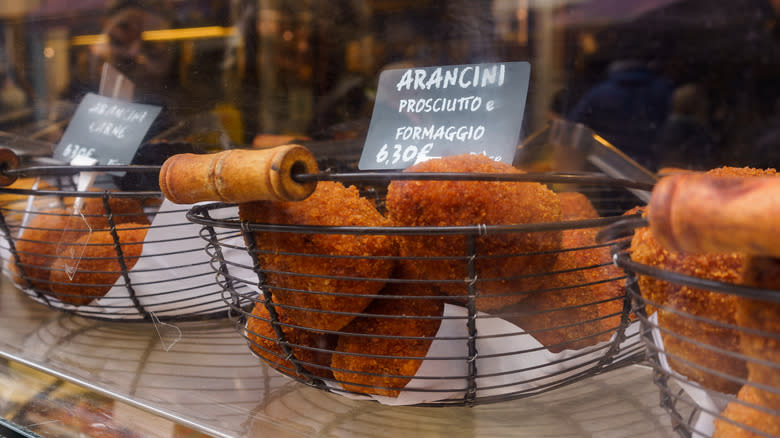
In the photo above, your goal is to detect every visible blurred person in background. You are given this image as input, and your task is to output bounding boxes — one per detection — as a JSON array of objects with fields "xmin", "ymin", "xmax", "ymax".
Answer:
[
  {"xmin": 57, "ymin": 0, "xmax": 217, "ymax": 187},
  {"xmin": 63, "ymin": 0, "xmax": 180, "ymax": 105},
  {"xmin": 566, "ymin": 58, "xmax": 674, "ymax": 172},
  {"xmin": 654, "ymin": 83, "xmax": 717, "ymax": 171},
  {"xmin": 97, "ymin": 0, "xmax": 179, "ymax": 104},
  {"xmin": 60, "ymin": 0, "xmax": 183, "ymax": 139},
  {"xmin": 748, "ymin": 96, "xmax": 780, "ymax": 169},
  {"xmin": 745, "ymin": 0, "xmax": 780, "ymax": 168},
  {"xmin": 0, "ymin": 66, "xmax": 28, "ymax": 114}
]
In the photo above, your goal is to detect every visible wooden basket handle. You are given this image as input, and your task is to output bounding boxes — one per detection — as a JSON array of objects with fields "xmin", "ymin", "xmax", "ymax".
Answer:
[
  {"xmin": 648, "ymin": 173, "xmax": 780, "ymax": 257},
  {"xmin": 159, "ymin": 144, "xmax": 318, "ymax": 204},
  {"xmin": 0, "ymin": 148, "xmax": 19, "ymax": 186}
]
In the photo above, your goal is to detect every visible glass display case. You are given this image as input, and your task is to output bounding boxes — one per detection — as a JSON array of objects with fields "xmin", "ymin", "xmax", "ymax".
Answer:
[
  {"xmin": 0, "ymin": 0, "xmax": 771, "ymax": 168},
  {"xmin": 0, "ymin": 280, "xmax": 685, "ymax": 437},
  {"xmin": 0, "ymin": 0, "xmax": 778, "ymax": 436}
]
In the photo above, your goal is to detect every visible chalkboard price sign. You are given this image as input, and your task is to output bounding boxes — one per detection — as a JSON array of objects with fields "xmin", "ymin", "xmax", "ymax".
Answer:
[
  {"xmin": 53, "ymin": 92, "xmax": 162, "ymax": 165},
  {"xmin": 359, "ymin": 62, "xmax": 531, "ymax": 170}
]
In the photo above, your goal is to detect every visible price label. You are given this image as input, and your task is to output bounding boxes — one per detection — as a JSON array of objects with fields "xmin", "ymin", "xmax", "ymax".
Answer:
[
  {"xmin": 359, "ymin": 62, "xmax": 530, "ymax": 170},
  {"xmin": 53, "ymin": 92, "xmax": 161, "ymax": 165},
  {"xmin": 375, "ymin": 142, "xmax": 435, "ymax": 166}
]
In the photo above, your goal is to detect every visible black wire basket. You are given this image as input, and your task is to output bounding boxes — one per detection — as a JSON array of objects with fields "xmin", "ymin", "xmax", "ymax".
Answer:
[
  {"xmin": 602, "ymin": 215, "xmax": 780, "ymax": 438},
  {"xmin": 186, "ymin": 168, "xmax": 652, "ymax": 406},
  {"xmin": 0, "ymin": 159, "xmax": 253, "ymax": 322}
]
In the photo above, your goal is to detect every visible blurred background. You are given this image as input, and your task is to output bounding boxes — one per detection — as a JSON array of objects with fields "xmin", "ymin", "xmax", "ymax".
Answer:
[{"xmin": 0, "ymin": 0, "xmax": 777, "ymax": 171}]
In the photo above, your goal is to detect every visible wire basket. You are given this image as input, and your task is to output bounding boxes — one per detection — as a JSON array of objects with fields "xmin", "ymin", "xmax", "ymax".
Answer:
[
  {"xmin": 186, "ymin": 169, "xmax": 652, "ymax": 406},
  {"xmin": 603, "ymin": 215, "xmax": 780, "ymax": 438},
  {"xmin": 0, "ymin": 160, "xmax": 253, "ymax": 322}
]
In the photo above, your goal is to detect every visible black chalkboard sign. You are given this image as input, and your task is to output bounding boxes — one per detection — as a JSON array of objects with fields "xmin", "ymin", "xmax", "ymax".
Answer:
[
  {"xmin": 359, "ymin": 62, "xmax": 531, "ymax": 170},
  {"xmin": 53, "ymin": 93, "xmax": 162, "ymax": 165}
]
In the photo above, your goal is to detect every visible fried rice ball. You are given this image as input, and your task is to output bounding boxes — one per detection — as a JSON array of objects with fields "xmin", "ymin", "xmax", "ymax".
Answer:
[
  {"xmin": 629, "ymin": 167, "xmax": 776, "ymax": 393},
  {"xmin": 500, "ymin": 267, "xmax": 605, "ymax": 352},
  {"xmin": 0, "ymin": 178, "xmax": 55, "ymax": 224},
  {"xmin": 735, "ymin": 256, "xmax": 780, "ymax": 408},
  {"xmin": 631, "ymin": 224, "xmax": 746, "ymax": 393},
  {"xmin": 385, "ymin": 154, "xmax": 562, "ymax": 311},
  {"xmin": 559, "ymin": 192, "xmax": 628, "ymax": 333},
  {"xmin": 0, "ymin": 178, "xmax": 51, "ymax": 203},
  {"xmin": 500, "ymin": 192, "xmax": 623, "ymax": 352},
  {"xmin": 245, "ymin": 302, "xmax": 335, "ymax": 380},
  {"xmin": 47, "ymin": 223, "xmax": 148, "ymax": 305},
  {"xmin": 9, "ymin": 195, "xmax": 151, "ymax": 292},
  {"xmin": 713, "ymin": 384, "xmax": 780, "ymax": 438},
  {"xmin": 557, "ymin": 192, "xmax": 599, "ymax": 220},
  {"xmin": 238, "ymin": 181, "xmax": 397, "ymax": 332},
  {"xmin": 78, "ymin": 197, "xmax": 151, "ymax": 229},
  {"xmin": 331, "ymin": 264, "xmax": 445, "ymax": 397},
  {"xmin": 713, "ymin": 187, "xmax": 780, "ymax": 438},
  {"xmin": 10, "ymin": 209, "xmax": 82, "ymax": 292},
  {"xmin": 706, "ymin": 166, "xmax": 777, "ymax": 177}
]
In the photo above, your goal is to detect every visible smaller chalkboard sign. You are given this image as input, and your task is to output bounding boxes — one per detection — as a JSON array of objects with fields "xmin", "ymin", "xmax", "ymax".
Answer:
[
  {"xmin": 53, "ymin": 92, "xmax": 162, "ymax": 165},
  {"xmin": 359, "ymin": 62, "xmax": 531, "ymax": 170}
]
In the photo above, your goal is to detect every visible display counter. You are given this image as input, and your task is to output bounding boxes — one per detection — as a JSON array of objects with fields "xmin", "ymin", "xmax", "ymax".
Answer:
[{"xmin": 0, "ymin": 277, "xmax": 688, "ymax": 438}]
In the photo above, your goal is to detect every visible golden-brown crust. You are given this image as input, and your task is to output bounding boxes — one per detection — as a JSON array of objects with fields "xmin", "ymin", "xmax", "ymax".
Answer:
[
  {"xmin": 239, "ymin": 181, "xmax": 397, "ymax": 332},
  {"xmin": 78, "ymin": 197, "xmax": 150, "ymax": 229},
  {"xmin": 705, "ymin": 167, "xmax": 777, "ymax": 177},
  {"xmin": 562, "ymin": 192, "xmax": 629, "ymax": 333},
  {"xmin": 631, "ymin": 167, "xmax": 777, "ymax": 393},
  {"xmin": 10, "ymin": 195, "xmax": 151, "ymax": 295},
  {"xmin": 331, "ymin": 266, "xmax": 444, "ymax": 397},
  {"xmin": 10, "ymin": 208, "xmax": 73, "ymax": 292},
  {"xmin": 385, "ymin": 154, "xmax": 562, "ymax": 311},
  {"xmin": 500, "ymin": 268, "xmax": 604, "ymax": 352},
  {"xmin": 245, "ymin": 302, "xmax": 335, "ymax": 379},
  {"xmin": 47, "ymin": 223, "xmax": 148, "ymax": 305},
  {"xmin": 494, "ymin": 191, "xmax": 627, "ymax": 352},
  {"xmin": 736, "ymin": 256, "xmax": 780, "ymax": 407},
  {"xmin": 0, "ymin": 177, "xmax": 53, "ymax": 205},
  {"xmin": 713, "ymin": 384, "xmax": 780, "ymax": 438},
  {"xmin": 558, "ymin": 192, "xmax": 600, "ymax": 221},
  {"xmin": 630, "ymin": 224, "xmax": 747, "ymax": 393}
]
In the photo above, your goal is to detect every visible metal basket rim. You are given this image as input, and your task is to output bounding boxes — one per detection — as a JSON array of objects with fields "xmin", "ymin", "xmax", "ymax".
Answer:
[
  {"xmin": 187, "ymin": 204, "xmax": 632, "ymax": 235},
  {"xmin": 294, "ymin": 169, "xmax": 656, "ymax": 191},
  {"xmin": 615, "ymin": 251, "xmax": 780, "ymax": 303},
  {"xmin": 0, "ymin": 164, "xmax": 163, "ymax": 198},
  {"xmin": 186, "ymin": 170, "xmax": 651, "ymax": 235}
]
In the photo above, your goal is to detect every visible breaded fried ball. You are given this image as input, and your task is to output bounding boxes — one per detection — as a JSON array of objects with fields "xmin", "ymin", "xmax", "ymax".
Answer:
[
  {"xmin": 238, "ymin": 181, "xmax": 397, "ymax": 332},
  {"xmin": 713, "ymin": 188, "xmax": 780, "ymax": 438},
  {"xmin": 735, "ymin": 256, "xmax": 780, "ymax": 408},
  {"xmin": 78, "ymin": 197, "xmax": 150, "ymax": 229},
  {"xmin": 385, "ymin": 154, "xmax": 562, "ymax": 311},
  {"xmin": 558, "ymin": 192, "xmax": 599, "ymax": 220},
  {"xmin": 501, "ymin": 271, "xmax": 604, "ymax": 352},
  {"xmin": 0, "ymin": 178, "xmax": 54, "ymax": 224},
  {"xmin": 559, "ymin": 192, "xmax": 628, "ymax": 334},
  {"xmin": 0, "ymin": 178, "xmax": 52, "ymax": 204},
  {"xmin": 706, "ymin": 166, "xmax": 777, "ymax": 177},
  {"xmin": 245, "ymin": 302, "xmax": 335, "ymax": 379},
  {"xmin": 630, "ymin": 167, "xmax": 776, "ymax": 393},
  {"xmin": 10, "ymin": 194, "xmax": 151, "ymax": 293},
  {"xmin": 331, "ymin": 264, "xmax": 444, "ymax": 397},
  {"xmin": 47, "ymin": 223, "xmax": 148, "ymax": 305},
  {"xmin": 631, "ymin": 224, "xmax": 746, "ymax": 393},
  {"xmin": 10, "ymin": 209, "xmax": 79, "ymax": 292},
  {"xmin": 502, "ymin": 225, "xmax": 619, "ymax": 352},
  {"xmin": 713, "ymin": 384, "xmax": 780, "ymax": 438}
]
